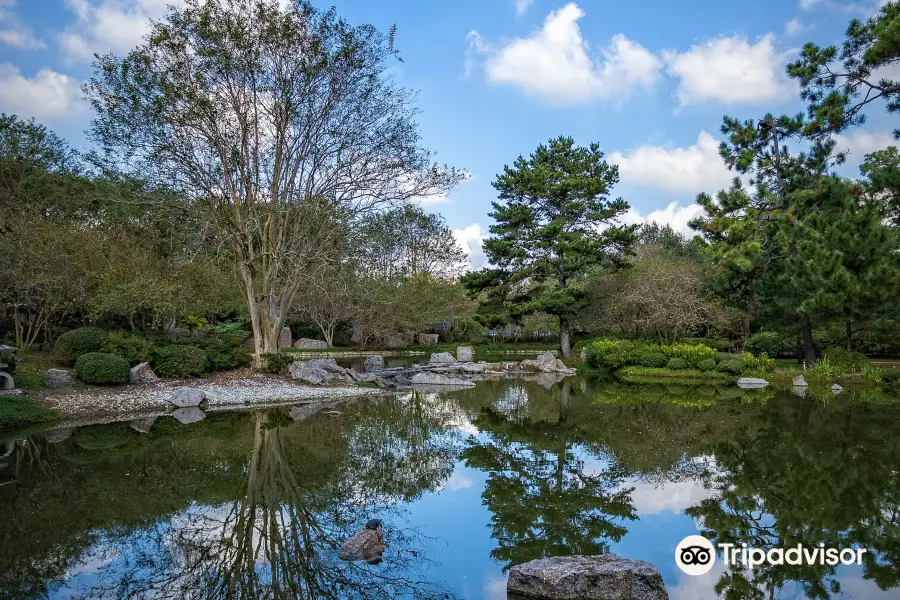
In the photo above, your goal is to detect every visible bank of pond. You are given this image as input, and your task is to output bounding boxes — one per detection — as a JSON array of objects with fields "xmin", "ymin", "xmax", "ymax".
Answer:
[{"xmin": 1, "ymin": 375, "xmax": 900, "ymax": 599}]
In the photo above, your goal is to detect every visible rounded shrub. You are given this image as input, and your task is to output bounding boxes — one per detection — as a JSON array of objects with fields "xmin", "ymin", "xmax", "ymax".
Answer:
[
  {"xmin": 102, "ymin": 331, "xmax": 154, "ymax": 366},
  {"xmin": 154, "ymin": 344, "xmax": 208, "ymax": 378},
  {"xmin": 716, "ymin": 358, "xmax": 745, "ymax": 375},
  {"xmin": 697, "ymin": 358, "xmax": 717, "ymax": 372},
  {"xmin": 588, "ymin": 339, "xmax": 657, "ymax": 370},
  {"xmin": 196, "ymin": 332, "xmax": 252, "ymax": 372},
  {"xmin": 75, "ymin": 352, "xmax": 129, "ymax": 385},
  {"xmin": 822, "ymin": 346, "xmax": 868, "ymax": 371},
  {"xmin": 262, "ymin": 352, "xmax": 295, "ymax": 374},
  {"xmin": 666, "ymin": 357, "xmax": 688, "ymax": 370},
  {"xmin": 638, "ymin": 352, "xmax": 667, "ymax": 368},
  {"xmin": 882, "ymin": 369, "xmax": 900, "ymax": 394},
  {"xmin": 55, "ymin": 327, "xmax": 106, "ymax": 364}
]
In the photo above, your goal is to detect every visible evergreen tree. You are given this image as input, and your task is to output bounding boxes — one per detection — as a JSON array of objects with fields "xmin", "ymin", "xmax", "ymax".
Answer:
[{"xmin": 461, "ymin": 136, "xmax": 635, "ymax": 358}]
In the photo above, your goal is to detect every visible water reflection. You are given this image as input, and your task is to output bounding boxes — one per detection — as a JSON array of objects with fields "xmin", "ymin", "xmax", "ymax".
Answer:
[{"xmin": 1, "ymin": 379, "xmax": 900, "ymax": 599}]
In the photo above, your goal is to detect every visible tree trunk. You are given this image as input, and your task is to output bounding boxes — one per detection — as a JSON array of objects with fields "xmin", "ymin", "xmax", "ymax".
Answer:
[
  {"xmin": 559, "ymin": 318, "xmax": 572, "ymax": 360},
  {"xmin": 242, "ymin": 270, "xmax": 286, "ymax": 368},
  {"xmin": 846, "ymin": 320, "xmax": 852, "ymax": 352},
  {"xmin": 800, "ymin": 316, "xmax": 816, "ymax": 368}
]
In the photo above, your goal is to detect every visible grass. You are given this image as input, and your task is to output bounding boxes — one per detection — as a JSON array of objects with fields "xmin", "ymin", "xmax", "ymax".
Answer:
[
  {"xmin": 617, "ymin": 366, "xmax": 736, "ymax": 384},
  {"xmin": 0, "ymin": 395, "xmax": 58, "ymax": 431}
]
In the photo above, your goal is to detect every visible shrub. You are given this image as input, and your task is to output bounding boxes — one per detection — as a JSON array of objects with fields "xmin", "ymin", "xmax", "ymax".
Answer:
[
  {"xmin": 102, "ymin": 331, "xmax": 154, "ymax": 366},
  {"xmin": 0, "ymin": 349, "xmax": 16, "ymax": 374},
  {"xmin": 154, "ymin": 345, "xmax": 207, "ymax": 378},
  {"xmin": 587, "ymin": 339, "xmax": 657, "ymax": 370},
  {"xmin": 822, "ymin": 346, "xmax": 868, "ymax": 371},
  {"xmin": 685, "ymin": 338, "xmax": 735, "ymax": 352},
  {"xmin": 742, "ymin": 352, "xmax": 775, "ymax": 374},
  {"xmin": 743, "ymin": 331, "xmax": 793, "ymax": 357},
  {"xmin": 716, "ymin": 358, "xmax": 745, "ymax": 375},
  {"xmin": 697, "ymin": 358, "xmax": 717, "ymax": 372},
  {"xmin": 54, "ymin": 327, "xmax": 106, "ymax": 363},
  {"xmin": 666, "ymin": 358, "xmax": 688, "ymax": 370},
  {"xmin": 75, "ymin": 352, "xmax": 129, "ymax": 385},
  {"xmin": 638, "ymin": 352, "xmax": 668, "ymax": 368},
  {"xmin": 262, "ymin": 352, "xmax": 295, "ymax": 374},
  {"xmin": 194, "ymin": 332, "xmax": 251, "ymax": 372},
  {"xmin": 662, "ymin": 343, "xmax": 717, "ymax": 368},
  {"xmin": 882, "ymin": 369, "xmax": 900, "ymax": 394},
  {"xmin": 807, "ymin": 356, "xmax": 841, "ymax": 382},
  {"xmin": 0, "ymin": 396, "xmax": 57, "ymax": 430}
]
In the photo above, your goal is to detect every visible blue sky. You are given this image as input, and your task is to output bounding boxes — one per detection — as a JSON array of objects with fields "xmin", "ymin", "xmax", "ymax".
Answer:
[{"xmin": 0, "ymin": 0, "xmax": 895, "ymax": 268}]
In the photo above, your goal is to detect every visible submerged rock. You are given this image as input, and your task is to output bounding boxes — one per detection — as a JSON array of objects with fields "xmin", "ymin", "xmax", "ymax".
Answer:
[
  {"xmin": 339, "ymin": 519, "xmax": 385, "ymax": 563},
  {"xmin": 429, "ymin": 351, "xmax": 457, "ymax": 365},
  {"xmin": 171, "ymin": 407, "xmax": 206, "ymax": 424},
  {"xmin": 364, "ymin": 355, "xmax": 385, "ymax": 372},
  {"xmin": 506, "ymin": 554, "xmax": 669, "ymax": 600},
  {"xmin": 737, "ymin": 377, "xmax": 769, "ymax": 389},
  {"xmin": 43, "ymin": 368, "xmax": 74, "ymax": 389},
  {"xmin": 129, "ymin": 362, "xmax": 159, "ymax": 385},
  {"xmin": 410, "ymin": 372, "xmax": 476, "ymax": 387},
  {"xmin": 169, "ymin": 387, "xmax": 206, "ymax": 408}
]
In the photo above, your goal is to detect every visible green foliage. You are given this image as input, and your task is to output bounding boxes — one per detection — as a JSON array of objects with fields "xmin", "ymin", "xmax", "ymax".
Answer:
[
  {"xmin": 667, "ymin": 358, "xmax": 688, "ymax": 370},
  {"xmin": 716, "ymin": 358, "xmax": 745, "ymax": 375},
  {"xmin": 54, "ymin": 328, "xmax": 106, "ymax": 364},
  {"xmin": 262, "ymin": 352, "xmax": 295, "ymax": 374},
  {"xmin": 638, "ymin": 352, "xmax": 668, "ymax": 368},
  {"xmin": 882, "ymin": 368, "xmax": 900, "ymax": 394},
  {"xmin": 0, "ymin": 396, "xmax": 58, "ymax": 430},
  {"xmin": 697, "ymin": 358, "xmax": 717, "ymax": 372},
  {"xmin": 618, "ymin": 366, "xmax": 733, "ymax": 383},
  {"xmin": 74, "ymin": 352, "xmax": 129, "ymax": 385},
  {"xmin": 661, "ymin": 343, "xmax": 717, "ymax": 368},
  {"xmin": 73, "ymin": 423, "xmax": 135, "ymax": 450},
  {"xmin": 153, "ymin": 345, "xmax": 207, "ymax": 378},
  {"xmin": 587, "ymin": 339, "xmax": 657, "ymax": 370},
  {"xmin": 822, "ymin": 346, "xmax": 868, "ymax": 371},
  {"xmin": 744, "ymin": 331, "xmax": 794, "ymax": 357},
  {"xmin": 0, "ymin": 350, "xmax": 16, "ymax": 374},
  {"xmin": 192, "ymin": 332, "xmax": 251, "ymax": 372},
  {"xmin": 807, "ymin": 356, "xmax": 842, "ymax": 383},
  {"xmin": 742, "ymin": 352, "xmax": 776, "ymax": 374},
  {"xmin": 102, "ymin": 331, "xmax": 154, "ymax": 366}
]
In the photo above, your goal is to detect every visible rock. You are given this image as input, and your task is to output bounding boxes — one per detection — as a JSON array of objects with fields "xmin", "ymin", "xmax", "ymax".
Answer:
[
  {"xmin": 169, "ymin": 387, "xmax": 206, "ymax": 408},
  {"xmin": 43, "ymin": 368, "xmax": 75, "ymax": 389},
  {"xmin": 524, "ymin": 372, "xmax": 568, "ymax": 389},
  {"xmin": 506, "ymin": 554, "xmax": 669, "ymax": 600},
  {"xmin": 792, "ymin": 385, "xmax": 808, "ymax": 398},
  {"xmin": 792, "ymin": 374, "xmax": 809, "ymax": 387},
  {"xmin": 364, "ymin": 355, "xmax": 385, "ymax": 372},
  {"xmin": 290, "ymin": 365, "xmax": 330, "ymax": 385},
  {"xmin": 579, "ymin": 347, "xmax": 588, "ymax": 362},
  {"xmin": 521, "ymin": 351, "xmax": 575, "ymax": 375},
  {"xmin": 457, "ymin": 346, "xmax": 475, "ymax": 362},
  {"xmin": 130, "ymin": 417, "xmax": 157, "ymax": 433},
  {"xmin": 384, "ymin": 334, "xmax": 407, "ymax": 349},
  {"xmin": 737, "ymin": 377, "xmax": 769, "ymax": 389},
  {"xmin": 278, "ymin": 327, "xmax": 293, "ymax": 349},
  {"xmin": 171, "ymin": 407, "xmax": 206, "ymax": 424},
  {"xmin": 44, "ymin": 428, "xmax": 73, "ymax": 443},
  {"xmin": 400, "ymin": 331, "xmax": 416, "ymax": 344},
  {"xmin": 831, "ymin": 383, "xmax": 844, "ymax": 395},
  {"xmin": 417, "ymin": 333, "xmax": 439, "ymax": 346},
  {"xmin": 305, "ymin": 358, "xmax": 343, "ymax": 373},
  {"xmin": 410, "ymin": 372, "xmax": 476, "ymax": 387},
  {"xmin": 339, "ymin": 520, "xmax": 385, "ymax": 563},
  {"xmin": 429, "ymin": 351, "xmax": 457, "ymax": 365},
  {"xmin": 294, "ymin": 338, "xmax": 328, "ymax": 349},
  {"xmin": 129, "ymin": 362, "xmax": 159, "ymax": 385}
]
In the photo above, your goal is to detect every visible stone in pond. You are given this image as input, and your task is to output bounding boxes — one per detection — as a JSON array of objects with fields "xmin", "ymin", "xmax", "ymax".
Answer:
[
  {"xmin": 737, "ymin": 377, "xmax": 769, "ymax": 389},
  {"xmin": 171, "ymin": 407, "xmax": 206, "ymax": 424},
  {"xmin": 339, "ymin": 519, "xmax": 385, "ymax": 564},
  {"xmin": 169, "ymin": 387, "xmax": 206, "ymax": 408},
  {"xmin": 43, "ymin": 368, "xmax": 74, "ymax": 389},
  {"xmin": 792, "ymin": 374, "xmax": 808, "ymax": 387},
  {"xmin": 506, "ymin": 554, "xmax": 669, "ymax": 600},
  {"xmin": 429, "ymin": 351, "xmax": 457, "ymax": 364},
  {"xmin": 410, "ymin": 372, "xmax": 475, "ymax": 387},
  {"xmin": 831, "ymin": 383, "xmax": 844, "ymax": 395},
  {"xmin": 364, "ymin": 355, "xmax": 385, "ymax": 372},
  {"xmin": 456, "ymin": 346, "xmax": 475, "ymax": 362},
  {"xmin": 521, "ymin": 351, "xmax": 574, "ymax": 375}
]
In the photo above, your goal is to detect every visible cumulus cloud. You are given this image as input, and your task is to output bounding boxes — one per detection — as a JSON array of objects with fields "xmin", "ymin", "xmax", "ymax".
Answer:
[
  {"xmin": 514, "ymin": 0, "xmax": 535, "ymax": 15},
  {"xmin": 626, "ymin": 478, "xmax": 717, "ymax": 515},
  {"xmin": 784, "ymin": 18, "xmax": 805, "ymax": 36},
  {"xmin": 453, "ymin": 222, "xmax": 489, "ymax": 270},
  {"xmin": 0, "ymin": 0, "xmax": 44, "ymax": 49},
  {"xmin": 663, "ymin": 35, "xmax": 795, "ymax": 106},
  {"xmin": 59, "ymin": 0, "xmax": 185, "ymax": 64},
  {"xmin": 800, "ymin": 0, "xmax": 823, "ymax": 8},
  {"xmin": 621, "ymin": 202, "xmax": 707, "ymax": 238},
  {"xmin": 0, "ymin": 63, "xmax": 85, "ymax": 120},
  {"xmin": 466, "ymin": 3, "xmax": 661, "ymax": 105},
  {"xmin": 609, "ymin": 131, "xmax": 733, "ymax": 193},
  {"xmin": 833, "ymin": 129, "xmax": 896, "ymax": 160}
]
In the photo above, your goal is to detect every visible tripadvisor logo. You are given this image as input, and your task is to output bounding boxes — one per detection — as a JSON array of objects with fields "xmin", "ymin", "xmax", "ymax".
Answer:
[{"xmin": 675, "ymin": 535, "xmax": 868, "ymax": 576}]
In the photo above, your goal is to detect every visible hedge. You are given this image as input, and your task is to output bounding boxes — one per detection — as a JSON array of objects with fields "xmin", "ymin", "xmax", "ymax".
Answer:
[
  {"xmin": 75, "ymin": 352, "xmax": 130, "ymax": 385},
  {"xmin": 55, "ymin": 328, "xmax": 107, "ymax": 364},
  {"xmin": 154, "ymin": 345, "xmax": 208, "ymax": 378}
]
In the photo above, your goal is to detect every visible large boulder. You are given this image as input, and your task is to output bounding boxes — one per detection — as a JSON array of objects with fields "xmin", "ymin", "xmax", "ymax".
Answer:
[
  {"xmin": 417, "ymin": 333, "xmax": 439, "ymax": 346},
  {"xmin": 129, "ymin": 362, "xmax": 159, "ymax": 385},
  {"xmin": 43, "ymin": 368, "xmax": 75, "ymax": 389},
  {"xmin": 457, "ymin": 346, "xmax": 475, "ymax": 362},
  {"xmin": 305, "ymin": 358, "xmax": 343, "ymax": 373},
  {"xmin": 294, "ymin": 338, "xmax": 328, "ymax": 349},
  {"xmin": 171, "ymin": 407, "xmax": 206, "ymax": 424},
  {"xmin": 521, "ymin": 351, "xmax": 574, "ymax": 375},
  {"xmin": 410, "ymin": 372, "xmax": 476, "ymax": 387},
  {"xmin": 429, "ymin": 352, "xmax": 457, "ymax": 365},
  {"xmin": 290, "ymin": 364, "xmax": 330, "ymax": 385},
  {"xmin": 737, "ymin": 377, "xmax": 769, "ymax": 389},
  {"xmin": 339, "ymin": 520, "xmax": 385, "ymax": 563},
  {"xmin": 364, "ymin": 355, "xmax": 385, "ymax": 372},
  {"xmin": 506, "ymin": 554, "xmax": 669, "ymax": 600},
  {"xmin": 169, "ymin": 387, "xmax": 206, "ymax": 408}
]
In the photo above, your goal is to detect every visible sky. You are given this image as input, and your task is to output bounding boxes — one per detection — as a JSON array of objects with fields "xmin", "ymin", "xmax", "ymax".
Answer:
[{"xmin": 0, "ymin": 0, "xmax": 896, "ymax": 269}]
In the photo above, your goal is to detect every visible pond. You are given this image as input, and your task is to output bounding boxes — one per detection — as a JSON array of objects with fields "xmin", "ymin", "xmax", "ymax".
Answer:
[{"xmin": 1, "ymin": 376, "xmax": 899, "ymax": 599}]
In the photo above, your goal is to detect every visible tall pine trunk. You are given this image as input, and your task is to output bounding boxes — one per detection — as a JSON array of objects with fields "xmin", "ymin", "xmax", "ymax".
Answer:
[
  {"xmin": 559, "ymin": 317, "xmax": 572, "ymax": 360},
  {"xmin": 800, "ymin": 316, "xmax": 816, "ymax": 368}
]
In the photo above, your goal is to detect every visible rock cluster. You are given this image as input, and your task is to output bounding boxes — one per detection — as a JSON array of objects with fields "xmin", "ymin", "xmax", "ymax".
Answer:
[{"xmin": 520, "ymin": 351, "xmax": 575, "ymax": 375}]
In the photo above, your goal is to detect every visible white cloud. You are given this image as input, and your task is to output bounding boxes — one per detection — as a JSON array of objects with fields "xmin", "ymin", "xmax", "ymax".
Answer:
[
  {"xmin": 514, "ymin": 0, "xmax": 535, "ymax": 15},
  {"xmin": 610, "ymin": 131, "xmax": 733, "ymax": 193},
  {"xmin": 621, "ymin": 202, "xmax": 707, "ymax": 238},
  {"xmin": 453, "ymin": 222, "xmax": 488, "ymax": 270},
  {"xmin": 833, "ymin": 130, "xmax": 895, "ymax": 159},
  {"xmin": 663, "ymin": 35, "xmax": 795, "ymax": 106},
  {"xmin": 59, "ymin": 0, "xmax": 185, "ymax": 64},
  {"xmin": 0, "ymin": 0, "xmax": 44, "ymax": 49},
  {"xmin": 0, "ymin": 63, "xmax": 85, "ymax": 120},
  {"xmin": 467, "ymin": 3, "xmax": 661, "ymax": 105},
  {"xmin": 625, "ymin": 477, "xmax": 717, "ymax": 515},
  {"xmin": 800, "ymin": 0, "xmax": 823, "ymax": 8},
  {"xmin": 784, "ymin": 18, "xmax": 805, "ymax": 36}
]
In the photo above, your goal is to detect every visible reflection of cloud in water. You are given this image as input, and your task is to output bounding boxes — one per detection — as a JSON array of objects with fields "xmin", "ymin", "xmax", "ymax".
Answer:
[
  {"xmin": 833, "ymin": 566, "xmax": 900, "ymax": 599},
  {"xmin": 446, "ymin": 472, "xmax": 474, "ymax": 491},
  {"xmin": 483, "ymin": 575, "xmax": 508, "ymax": 600},
  {"xmin": 668, "ymin": 560, "xmax": 726, "ymax": 600},
  {"xmin": 625, "ymin": 477, "xmax": 717, "ymax": 515}
]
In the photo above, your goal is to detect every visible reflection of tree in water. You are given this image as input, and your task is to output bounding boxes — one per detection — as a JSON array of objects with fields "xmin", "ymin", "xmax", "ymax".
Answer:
[
  {"xmin": 686, "ymin": 395, "xmax": 900, "ymax": 600},
  {"xmin": 462, "ymin": 380, "xmax": 636, "ymax": 569}
]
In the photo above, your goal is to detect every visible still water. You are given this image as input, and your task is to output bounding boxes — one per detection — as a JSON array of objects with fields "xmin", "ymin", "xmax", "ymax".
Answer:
[{"xmin": 1, "ymin": 376, "xmax": 899, "ymax": 599}]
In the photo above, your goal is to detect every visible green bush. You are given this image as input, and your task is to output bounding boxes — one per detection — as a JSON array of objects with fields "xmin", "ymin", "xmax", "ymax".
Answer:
[
  {"xmin": 638, "ymin": 352, "xmax": 668, "ymax": 368},
  {"xmin": 587, "ymin": 339, "xmax": 657, "ymax": 370},
  {"xmin": 807, "ymin": 356, "xmax": 841, "ymax": 382},
  {"xmin": 697, "ymin": 358, "xmax": 717, "ymax": 372},
  {"xmin": 662, "ymin": 343, "xmax": 717, "ymax": 368},
  {"xmin": 822, "ymin": 346, "xmax": 868, "ymax": 371},
  {"xmin": 102, "ymin": 331, "xmax": 154, "ymax": 366},
  {"xmin": 193, "ymin": 332, "xmax": 251, "ymax": 372},
  {"xmin": 0, "ymin": 349, "xmax": 16, "ymax": 374},
  {"xmin": 75, "ymin": 352, "xmax": 129, "ymax": 385},
  {"xmin": 262, "ymin": 352, "xmax": 295, "ymax": 374},
  {"xmin": 742, "ymin": 352, "xmax": 775, "ymax": 374},
  {"xmin": 685, "ymin": 338, "xmax": 735, "ymax": 352},
  {"xmin": 882, "ymin": 369, "xmax": 900, "ymax": 394},
  {"xmin": 716, "ymin": 358, "xmax": 745, "ymax": 375},
  {"xmin": 0, "ymin": 396, "xmax": 58, "ymax": 430},
  {"xmin": 154, "ymin": 345, "xmax": 207, "ymax": 378},
  {"xmin": 743, "ymin": 331, "xmax": 793, "ymax": 357},
  {"xmin": 54, "ymin": 327, "xmax": 106, "ymax": 363},
  {"xmin": 666, "ymin": 358, "xmax": 688, "ymax": 370}
]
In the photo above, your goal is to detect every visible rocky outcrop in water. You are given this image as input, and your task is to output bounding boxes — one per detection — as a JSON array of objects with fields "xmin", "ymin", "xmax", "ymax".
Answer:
[
  {"xmin": 506, "ymin": 555, "xmax": 669, "ymax": 600},
  {"xmin": 521, "ymin": 351, "xmax": 575, "ymax": 375},
  {"xmin": 737, "ymin": 377, "xmax": 769, "ymax": 389},
  {"xmin": 429, "ymin": 352, "xmax": 457, "ymax": 365},
  {"xmin": 339, "ymin": 519, "xmax": 385, "ymax": 564},
  {"xmin": 457, "ymin": 346, "xmax": 475, "ymax": 362},
  {"xmin": 410, "ymin": 372, "xmax": 476, "ymax": 387}
]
